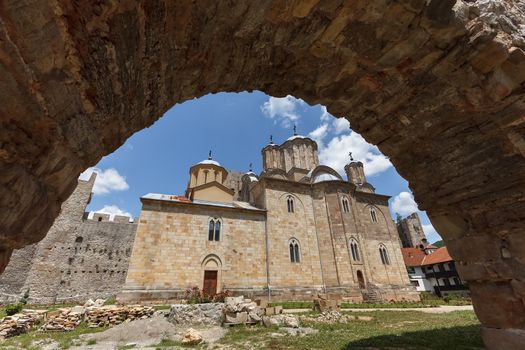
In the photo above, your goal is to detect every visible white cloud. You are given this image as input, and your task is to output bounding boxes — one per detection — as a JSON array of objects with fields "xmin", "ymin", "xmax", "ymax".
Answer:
[
  {"xmin": 318, "ymin": 132, "xmax": 392, "ymax": 176},
  {"xmin": 391, "ymin": 192, "xmax": 420, "ymax": 216},
  {"xmin": 422, "ymin": 223, "xmax": 442, "ymax": 243},
  {"xmin": 320, "ymin": 106, "xmax": 332, "ymax": 122},
  {"xmin": 261, "ymin": 95, "xmax": 305, "ymax": 127},
  {"xmin": 79, "ymin": 167, "xmax": 129, "ymax": 195},
  {"xmin": 332, "ymin": 117, "xmax": 350, "ymax": 134},
  {"xmin": 308, "ymin": 124, "xmax": 329, "ymax": 146},
  {"xmin": 88, "ymin": 205, "xmax": 133, "ymax": 222}
]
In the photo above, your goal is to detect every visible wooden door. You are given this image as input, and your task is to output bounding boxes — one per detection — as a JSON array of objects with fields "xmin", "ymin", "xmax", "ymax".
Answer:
[
  {"xmin": 203, "ymin": 270, "xmax": 218, "ymax": 296},
  {"xmin": 357, "ymin": 270, "xmax": 366, "ymax": 289}
]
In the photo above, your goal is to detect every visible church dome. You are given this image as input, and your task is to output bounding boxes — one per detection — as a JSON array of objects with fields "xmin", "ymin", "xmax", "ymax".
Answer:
[
  {"xmin": 286, "ymin": 134, "xmax": 306, "ymax": 141},
  {"xmin": 197, "ymin": 159, "xmax": 221, "ymax": 166},
  {"xmin": 313, "ymin": 173, "xmax": 340, "ymax": 183}
]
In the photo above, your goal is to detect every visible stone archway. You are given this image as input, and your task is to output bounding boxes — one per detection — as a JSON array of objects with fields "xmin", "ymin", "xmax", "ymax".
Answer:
[{"xmin": 1, "ymin": 1, "xmax": 524, "ymax": 347}]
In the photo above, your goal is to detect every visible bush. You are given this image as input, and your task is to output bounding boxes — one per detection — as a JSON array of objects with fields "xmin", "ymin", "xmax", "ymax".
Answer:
[
  {"xmin": 5, "ymin": 303, "xmax": 24, "ymax": 316},
  {"xmin": 184, "ymin": 286, "xmax": 231, "ymax": 304},
  {"xmin": 19, "ymin": 289, "xmax": 29, "ymax": 305}
]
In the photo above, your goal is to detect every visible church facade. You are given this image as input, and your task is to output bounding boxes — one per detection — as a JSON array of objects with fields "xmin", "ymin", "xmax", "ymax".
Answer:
[{"xmin": 119, "ymin": 134, "xmax": 418, "ymax": 303}]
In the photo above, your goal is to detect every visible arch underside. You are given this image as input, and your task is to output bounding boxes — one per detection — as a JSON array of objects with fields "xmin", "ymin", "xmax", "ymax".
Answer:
[{"xmin": 1, "ymin": 1, "xmax": 525, "ymax": 346}]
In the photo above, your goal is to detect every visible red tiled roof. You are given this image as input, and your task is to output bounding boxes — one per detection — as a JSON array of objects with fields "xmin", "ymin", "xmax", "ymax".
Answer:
[
  {"xmin": 401, "ymin": 246, "xmax": 454, "ymax": 267},
  {"xmin": 168, "ymin": 195, "xmax": 192, "ymax": 202},
  {"xmin": 401, "ymin": 248, "xmax": 426, "ymax": 267},
  {"xmin": 421, "ymin": 247, "xmax": 453, "ymax": 265}
]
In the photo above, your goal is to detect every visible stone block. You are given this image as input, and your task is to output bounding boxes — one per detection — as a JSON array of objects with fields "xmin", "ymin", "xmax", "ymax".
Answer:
[
  {"xmin": 255, "ymin": 299, "xmax": 268, "ymax": 308},
  {"xmin": 225, "ymin": 311, "xmax": 248, "ymax": 324},
  {"xmin": 481, "ymin": 327, "xmax": 525, "ymax": 350},
  {"xmin": 470, "ymin": 282, "xmax": 525, "ymax": 329},
  {"xmin": 265, "ymin": 307, "xmax": 275, "ymax": 316},
  {"xmin": 274, "ymin": 305, "xmax": 283, "ymax": 314}
]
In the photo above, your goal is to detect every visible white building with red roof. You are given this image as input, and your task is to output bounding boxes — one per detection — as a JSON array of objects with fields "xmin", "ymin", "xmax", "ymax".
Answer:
[{"xmin": 401, "ymin": 246, "xmax": 470, "ymax": 297}]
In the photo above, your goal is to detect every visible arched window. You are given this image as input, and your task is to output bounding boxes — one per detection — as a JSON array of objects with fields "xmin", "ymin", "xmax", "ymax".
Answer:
[
  {"xmin": 379, "ymin": 245, "xmax": 390, "ymax": 265},
  {"xmin": 289, "ymin": 239, "xmax": 300, "ymax": 263},
  {"xmin": 287, "ymin": 196, "xmax": 295, "ymax": 213},
  {"xmin": 370, "ymin": 207, "xmax": 378, "ymax": 223},
  {"xmin": 341, "ymin": 197, "xmax": 350, "ymax": 213},
  {"xmin": 349, "ymin": 238, "xmax": 360, "ymax": 262},
  {"xmin": 208, "ymin": 218, "xmax": 221, "ymax": 241}
]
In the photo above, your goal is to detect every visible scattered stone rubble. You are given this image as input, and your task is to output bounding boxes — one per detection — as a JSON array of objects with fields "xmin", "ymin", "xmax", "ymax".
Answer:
[
  {"xmin": 0, "ymin": 310, "xmax": 45, "ymax": 339},
  {"xmin": 313, "ymin": 294, "xmax": 342, "ymax": 313},
  {"xmin": 181, "ymin": 328, "xmax": 203, "ymax": 345},
  {"xmin": 262, "ymin": 314, "xmax": 300, "ymax": 328},
  {"xmin": 42, "ymin": 308, "xmax": 83, "ymax": 331},
  {"xmin": 301, "ymin": 310, "xmax": 373, "ymax": 324},
  {"xmin": 0, "ymin": 298, "xmax": 155, "ymax": 339},
  {"xmin": 85, "ymin": 305, "xmax": 154, "ymax": 328},
  {"xmin": 223, "ymin": 296, "xmax": 263, "ymax": 325}
]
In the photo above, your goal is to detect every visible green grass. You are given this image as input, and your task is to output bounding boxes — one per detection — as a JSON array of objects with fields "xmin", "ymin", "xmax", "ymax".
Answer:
[
  {"xmin": 148, "ymin": 337, "xmax": 204, "ymax": 348},
  {"xmin": 341, "ymin": 302, "xmax": 431, "ymax": 309},
  {"xmin": 217, "ymin": 311, "xmax": 482, "ymax": 350},
  {"xmin": 152, "ymin": 304, "xmax": 171, "ymax": 311},
  {"xmin": 269, "ymin": 301, "xmax": 314, "ymax": 309}
]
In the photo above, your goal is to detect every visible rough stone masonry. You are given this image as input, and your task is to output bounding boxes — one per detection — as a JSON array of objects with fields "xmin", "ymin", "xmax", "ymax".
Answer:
[
  {"xmin": 0, "ymin": 1, "xmax": 524, "ymax": 348},
  {"xmin": 0, "ymin": 174, "xmax": 137, "ymax": 304}
]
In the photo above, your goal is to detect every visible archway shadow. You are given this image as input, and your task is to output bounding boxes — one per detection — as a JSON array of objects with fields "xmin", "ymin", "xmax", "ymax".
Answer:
[{"xmin": 343, "ymin": 325, "xmax": 483, "ymax": 350}]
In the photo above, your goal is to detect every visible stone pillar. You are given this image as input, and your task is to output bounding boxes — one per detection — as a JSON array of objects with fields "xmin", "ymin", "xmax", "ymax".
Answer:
[{"xmin": 430, "ymin": 199, "xmax": 525, "ymax": 349}]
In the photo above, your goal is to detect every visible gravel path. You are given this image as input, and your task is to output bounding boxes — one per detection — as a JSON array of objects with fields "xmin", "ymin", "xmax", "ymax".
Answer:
[{"xmin": 283, "ymin": 305, "xmax": 474, "ymax": 314}]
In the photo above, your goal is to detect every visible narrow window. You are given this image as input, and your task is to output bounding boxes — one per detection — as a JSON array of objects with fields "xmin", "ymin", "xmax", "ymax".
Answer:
[
  {"xmin": 289, "ymin": 239, "xmax": 300, "ymax": 263},
  {"xmin": 379, "ymin": 245, "xmax": 390, "ymax": 265},
  {"xmin": 208, "ymin": 220, "xmax": 215, "ymax": 241},
  {"xmin": 350, "ymin": 239, "xmax": 360, "ymax": 262},
  {"xmin": 370, "ymin": 208, "xmax": 378, "ymax": 223},
  {"xmin": 214, "ymin": 220, "xmax": 221, "ymax": 241},
  {"xmin": 342, "ymin": 197, "xmax": 350, "ymax": 213},
  {"xmin": 287, "ymin": 196, "xmax": 295, "ymax": 213}
]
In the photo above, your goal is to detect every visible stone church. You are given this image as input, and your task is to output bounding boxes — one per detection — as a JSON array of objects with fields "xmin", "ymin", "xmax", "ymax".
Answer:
[{"xmin": 119, "ymin": 134, "xmax": 417, "ymax": 302}]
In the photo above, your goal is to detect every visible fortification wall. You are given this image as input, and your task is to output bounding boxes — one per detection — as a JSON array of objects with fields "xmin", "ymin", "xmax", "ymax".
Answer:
[{"xmin": 0, "ymin": 175, "xmax": 137, "ymax": 304}]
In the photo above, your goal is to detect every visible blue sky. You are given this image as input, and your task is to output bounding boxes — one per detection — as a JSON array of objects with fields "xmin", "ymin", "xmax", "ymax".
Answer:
[{"xmin": 80, "ymin": 91, "xmax": 441, "ymax": 243}]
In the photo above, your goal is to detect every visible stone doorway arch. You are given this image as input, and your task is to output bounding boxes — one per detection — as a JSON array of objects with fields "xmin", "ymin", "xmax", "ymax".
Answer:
[{"xmin": 0, "ymin": 1, "xmax": 524, "ymax": 347}]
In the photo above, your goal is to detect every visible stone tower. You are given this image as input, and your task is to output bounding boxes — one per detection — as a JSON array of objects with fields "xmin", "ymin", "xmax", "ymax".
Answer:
[
  {"xmin": 185, "ymin": 152, "xmax": 235, "ymax": 202},
  {"xmin": 396, "ymin": 212, "xmax": 428, "ymax": 248},
  {"xmin": 261, "ymin": 134, "xmax": 319, "ymax": 173}
]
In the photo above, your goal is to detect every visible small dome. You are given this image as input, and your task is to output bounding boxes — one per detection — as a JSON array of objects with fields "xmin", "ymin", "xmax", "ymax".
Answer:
[
  {"xmin": 313, "ymin": 173, "xmax": 340, "ymax": 183},
  {"xmin": 286, "ymin": 135, "xmax": 306, "ymax": 141},
  {"xmin": 198, "ymin": 159, "xmax": 221, "ymax": 166}
]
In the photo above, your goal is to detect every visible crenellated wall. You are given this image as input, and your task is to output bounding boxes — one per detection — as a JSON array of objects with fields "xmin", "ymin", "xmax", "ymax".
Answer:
[{"xmin": 0, "ymin": 176, "xmax": 137, "ymax": 304}]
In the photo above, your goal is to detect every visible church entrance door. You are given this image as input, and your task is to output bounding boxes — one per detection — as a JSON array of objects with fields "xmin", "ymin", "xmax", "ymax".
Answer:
[
  {"xmin": 203, "ymin": 270, "xmax": 218, "ymax": 296},
  {"xmin": 357, "ymin": 270, "xmax": 366, "ymax": 289}
]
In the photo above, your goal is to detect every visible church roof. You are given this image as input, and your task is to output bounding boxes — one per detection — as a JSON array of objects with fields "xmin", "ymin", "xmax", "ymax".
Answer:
[
  {"xmin": 141, "ymin": 193, "xmax": 264, "ymax": 212},
  {"xmin": 401, "ymin": 247, "xmax": 453, "ymax": 267},
  {"xmin": 313, "ymin": 173, "xmax": 340, "ymax": 183},
  {"xmin": 286, "ymin": 134, "xmax": 306, "ymax": 141}
]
